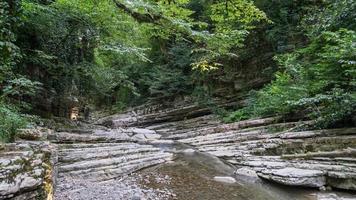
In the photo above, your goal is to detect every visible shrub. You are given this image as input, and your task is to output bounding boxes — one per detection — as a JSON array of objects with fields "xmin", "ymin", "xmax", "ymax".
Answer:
[
  {"xmin": 0, "ymin": 103, "xmax": 28, "ymax": 142},
  {"xmin": 224, "ymin": 108, "xmax": 250, "ymax": 123}
]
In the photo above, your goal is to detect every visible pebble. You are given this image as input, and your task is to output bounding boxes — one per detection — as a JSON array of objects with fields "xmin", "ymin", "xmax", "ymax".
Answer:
[{"xmin": 55, "ymin": 173, "xmax": 175, "ymax": 200}]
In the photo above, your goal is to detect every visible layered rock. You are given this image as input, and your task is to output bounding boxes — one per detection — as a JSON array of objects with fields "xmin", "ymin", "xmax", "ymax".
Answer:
[
  {"xmin": 53, "ymin": 127, "xmax": 173, "ymax": 198},
  {"xmin": 258, "ymin": 168, "xmax": 326, "ymax": 188},
  {"xmin": 96, "ymin": 100, "xmax": 356, "ymax": 193},
  {"xmin": 3, "ymin": 100, "xmax": 356, "ymax": 199},
  {"xmin": 0, "ymin": 142, "xmax": 57, "ymax": 200},
  {"xmin": 1, "ymin": 124, "xmax": 173, "ymax": 199},
  {"xmin": 174, "ymin": 118, "xmax": 356, "ymax": 191},
  {"xmin": 57, "ymin": 142, "xmax": 173, "ymax": 181},
  {"xmin": 95, "ymin": 96, "xmax": 242, "ymax": 128}
]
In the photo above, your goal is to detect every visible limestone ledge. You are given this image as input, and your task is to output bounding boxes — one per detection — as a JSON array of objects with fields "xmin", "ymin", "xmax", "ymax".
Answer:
[{"xmin": 0, "ymin": 141, "xmax": 57, "ymax": 200}]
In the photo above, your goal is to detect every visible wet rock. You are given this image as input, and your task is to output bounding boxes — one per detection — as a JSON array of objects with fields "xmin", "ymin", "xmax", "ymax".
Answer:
[{"xmin": 258, "ymin": 168, "xmax": 326, "ymax": 188}]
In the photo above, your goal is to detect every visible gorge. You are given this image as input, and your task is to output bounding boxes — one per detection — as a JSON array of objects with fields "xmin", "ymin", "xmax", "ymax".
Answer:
[{"xmin": 1, "ymin": 0, "xmax": 355, "ymax": 199}]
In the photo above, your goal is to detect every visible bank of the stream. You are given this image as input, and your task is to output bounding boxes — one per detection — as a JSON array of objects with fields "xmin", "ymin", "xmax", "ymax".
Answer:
[
  {"xmin": 136, "ymin": 143, "xmax": 356, "ymax": 200},
  {"xmin": 55, "ymin": 141, "xmax": 356, "ymax": 200},
  {"xmin": 1, "ymin": 102, "xmax": 356, "ymax": 200}
]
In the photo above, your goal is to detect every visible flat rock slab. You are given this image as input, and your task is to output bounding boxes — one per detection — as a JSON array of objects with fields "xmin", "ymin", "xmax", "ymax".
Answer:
[
  {"xmin": 129, "ymin": 128, "xmax": 157, "ymax": 135},
  {"xmin": 148, "ymin": 140, "xmax": 175, "ymax": 145},
  {"xmin": 258, "ymin": 167, "xmax": 326, "ymax": 188}
]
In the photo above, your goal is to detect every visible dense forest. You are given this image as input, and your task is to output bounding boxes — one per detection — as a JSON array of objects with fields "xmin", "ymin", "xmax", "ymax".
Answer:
[{"xmin": 1, "ymin": 0, "xmax": 355, "ymax": 142}]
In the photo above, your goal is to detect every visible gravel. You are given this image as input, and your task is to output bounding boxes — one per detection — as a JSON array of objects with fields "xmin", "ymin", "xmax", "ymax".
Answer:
[{"xmin": 55, "ymin": 173, "xmax": 175, "ymax": 200}]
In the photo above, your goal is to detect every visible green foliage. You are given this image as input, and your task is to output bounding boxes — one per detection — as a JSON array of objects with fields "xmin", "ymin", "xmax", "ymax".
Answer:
[
  {"xmin": 0, "ymin": 0, "xmax": 22, "ymax": 73},
  {"xmin": 2, "ymin": 77, "xmax": 42, "ymax": 98},
  {"xmin": 116, "ymin": 0, "xmax": 269, "ymax": 70},
  {"xmin": 147, "ymin": 41, "xmax": 194, "ymax": 100},
  {"xmin": 0, "ymin": 102, "xmax": 28, "ymax": 143},
  {"xmin": 16, "ymin": 0, "xmax": 151, "ymax": 111},
  {"xmin": 302, "ymin": 0, "xmax": 356, "ymax": 37},
  {"xmin": 232, "ymin": 29, "xmax": 356, "ymax": 128},
  {"xmin": 1, "ymin": 0, "xmax": 354, "ymax": 134},
  {"xmin": 0, "ymin": 0, "xmax": 22, "ymax": 87},
  {"xmin": 248, "ymin": 72, "xmax": 306, "ymax": 116},
  {"xmin": 210, "ymin": 0, "xmax": 268, "ymax": 30},
  {"xmin": 224, "ymin": 108, "xmax": 249, "ymax": 123},
  {"xmin": 191, "ymin": 0, "xmax": 269, "ymax": 70}
]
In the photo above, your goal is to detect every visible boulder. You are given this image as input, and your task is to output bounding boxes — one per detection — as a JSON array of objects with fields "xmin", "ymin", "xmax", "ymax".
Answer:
[{"xmin": 258, "ymin": 167, "xmax": 326, "ymax": 188}]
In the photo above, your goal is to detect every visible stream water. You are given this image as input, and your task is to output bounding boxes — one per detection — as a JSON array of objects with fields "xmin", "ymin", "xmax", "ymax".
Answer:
[{"xmin": 135, "ymin": 142, "xmax": 355, "ymax": 200}]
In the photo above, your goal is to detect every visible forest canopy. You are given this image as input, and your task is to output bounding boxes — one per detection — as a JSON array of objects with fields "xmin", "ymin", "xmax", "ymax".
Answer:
[{"xmin": 1, "ymin": 0, "xmax": 355, "ymax": 142}]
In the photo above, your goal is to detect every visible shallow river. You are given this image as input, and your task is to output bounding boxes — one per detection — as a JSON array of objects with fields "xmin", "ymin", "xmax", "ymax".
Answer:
[{"xmin": 136, "ymin": 142, "xmax": 356, "ymax": 200}]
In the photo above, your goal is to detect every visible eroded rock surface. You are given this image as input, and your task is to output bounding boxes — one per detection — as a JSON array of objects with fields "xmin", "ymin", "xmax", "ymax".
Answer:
[
  {"xmin": 103, "ymin": 103, "xmax": 356, "ymax": 192},
  {"xmin": 1, "ymin": 124, "xmax": 173, "ymax": 200},
  {"xmin": 2, "ymin": 101, "xmax": 356, "ymax": 199},
  {"xmin": 53, "ymin": 126, "xmax": 173, "ymax": 199},
  {"xmin": 0, "ymin": 142, "xmax": 57, "ymax": 200},
  {"xmin": 257, "ymin": 168, "xmax": 326, "ymax": 188}
]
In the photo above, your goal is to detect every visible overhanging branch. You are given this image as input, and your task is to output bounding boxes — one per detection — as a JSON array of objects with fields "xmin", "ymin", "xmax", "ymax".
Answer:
[{"xmin": 112, "ymin": 0, "xmax": 162, "ymax": 24}]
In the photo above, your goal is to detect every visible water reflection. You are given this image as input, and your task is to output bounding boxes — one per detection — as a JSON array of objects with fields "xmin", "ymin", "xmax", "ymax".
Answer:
[{"xmin": 140, "ymin": 142, "xmax": 355, "ymax": 200}]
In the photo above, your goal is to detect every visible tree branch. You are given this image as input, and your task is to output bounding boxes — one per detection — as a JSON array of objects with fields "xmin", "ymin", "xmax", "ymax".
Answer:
[{"xmin": 112, "ymin": 0, "xmax": 162, "ymax": 24}]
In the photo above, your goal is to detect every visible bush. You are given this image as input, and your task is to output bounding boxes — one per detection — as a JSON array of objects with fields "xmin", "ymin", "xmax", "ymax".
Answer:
[
  {"xmin": 224, "ymin": 108, "xmax": 250, "ymax": 123},
  {"xmin": 0, "ymin": 103, "xmax": 28, "ymax": 142}
]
